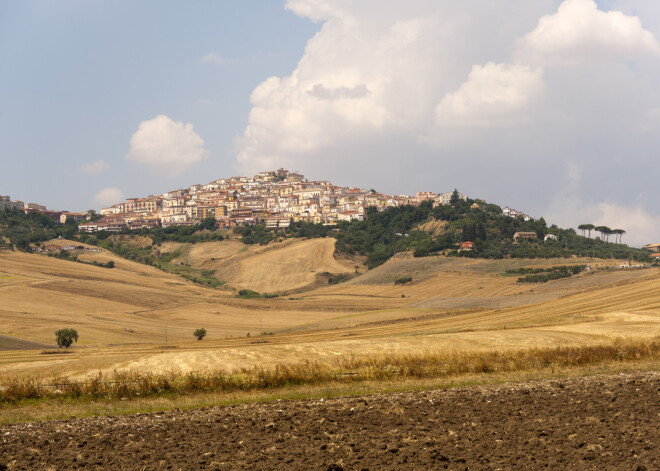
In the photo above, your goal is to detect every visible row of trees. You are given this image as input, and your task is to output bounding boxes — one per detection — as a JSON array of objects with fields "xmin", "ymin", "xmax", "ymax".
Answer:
[{"xmin": 577, "ymin": 224, "xmax": 626, "ymax": 244}]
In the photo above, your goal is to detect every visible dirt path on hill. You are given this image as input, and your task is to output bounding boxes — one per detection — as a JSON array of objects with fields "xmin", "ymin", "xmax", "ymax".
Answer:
[{"xmin": 2, "ymin": 372, "xmax": 658, "ymax": 470}]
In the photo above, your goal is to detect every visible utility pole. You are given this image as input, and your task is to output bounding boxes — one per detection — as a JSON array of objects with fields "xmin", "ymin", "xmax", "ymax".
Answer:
[{"xmin": 165, "ymin": 323, "xmax": 167, "ymax": 347}]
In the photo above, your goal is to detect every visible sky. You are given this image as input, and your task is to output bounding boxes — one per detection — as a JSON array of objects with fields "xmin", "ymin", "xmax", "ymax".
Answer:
[{"xmin": 2, "ymin": 0, "xmax": 659, "ymax": 246}]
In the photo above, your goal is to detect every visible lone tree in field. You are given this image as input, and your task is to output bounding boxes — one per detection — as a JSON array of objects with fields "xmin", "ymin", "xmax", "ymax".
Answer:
[
  {"xmin": 55, "ymin": 328, "xmax": 78, "ymax": 349},
  {"xmin": 194, "ymin": 328, "xmax": 207, "ymax": 341}
]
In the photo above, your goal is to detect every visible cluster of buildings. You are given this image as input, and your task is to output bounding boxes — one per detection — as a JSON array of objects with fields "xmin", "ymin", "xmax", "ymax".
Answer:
[
  {"xmin": 1, "ymin": 195, "xmax": 89, "ymax": 225},
  {"xmin": 80, "ymin": 169, "xmax": 469, "ymax": 233},
  {"xmin": 642, "ymin": 244, "xmax": 660, "ymax": 261},
  {"xmin": 31, "ymin": 244, "xmax": 101, "ymax": 253},
  {"xmin": 501, "ymin": 206, "xmax": 534, "ymax": 222}
]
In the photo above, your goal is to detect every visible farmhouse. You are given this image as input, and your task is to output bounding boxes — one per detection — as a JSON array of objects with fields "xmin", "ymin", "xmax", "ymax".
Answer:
[
  {"xmin": 642, "ymin": 243, "xmax": 660, "ymax": 253},
  {"xmin": 513, "ymin": 232, "xmax": 537, "ymax": 242},
  {"xmin": 459, "ymin": 241, "xmax": 476, "ymax": 252}
]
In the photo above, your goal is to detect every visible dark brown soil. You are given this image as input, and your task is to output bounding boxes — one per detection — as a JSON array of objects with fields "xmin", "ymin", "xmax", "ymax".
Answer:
[{"xmin": 2, "ymin": 372, "xmax": 658, "ymax": 470}]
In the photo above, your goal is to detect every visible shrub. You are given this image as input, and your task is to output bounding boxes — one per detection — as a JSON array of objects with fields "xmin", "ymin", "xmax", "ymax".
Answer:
[
  {"xmin": 395, "ymin": 276, "xmax": 413, "ymax": 285},
  {"xmin": 237, "ymin": 289, "xmax": 262, "ymax": 299},
  {"xmin": 55, "ymin": 328, "xmax": 78, "ymax": 349},
  {"xmin": 194, "ymin": 328, "xmax": 207, "ymax": 341}
]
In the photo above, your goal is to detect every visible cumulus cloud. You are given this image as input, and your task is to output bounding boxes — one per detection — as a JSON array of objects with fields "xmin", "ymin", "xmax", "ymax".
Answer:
[
  {"xmin": 201, "ymin": 52, "xmax": 224, "ymax": 64},
  {"xmin": 78, "ymin": 159, "xmax": 109, "ymax": 175},
  {"xmin": 126, "ymin": 115, "xmax": 207, "ymax": 177},
  {"xmin": 93, "ymin": 187, "xmax": 124, "ymax": 208},
  {"xmin": 235, "ymin": 0, "xmax": 660, "ymax": 244},
  {"xmin": 435, "ymin": 62, "xmax": 544, "ymax": 127},
  {"xmin": 307, "ymin": 83, "xmax": 370, "ymax": 100},
  {"xmin": 546, "ymin": 198, "xmax": 660, "ymax": 247},
  {"xmin": 515, "ymin": 0, "xmax": 660, "ymax": 66}
]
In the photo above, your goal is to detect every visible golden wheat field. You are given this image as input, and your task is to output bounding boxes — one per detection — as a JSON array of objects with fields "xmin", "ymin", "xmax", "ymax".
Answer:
[{"xmin": 0, "ymin": 238, "xmax": 659, "ymax": 382}]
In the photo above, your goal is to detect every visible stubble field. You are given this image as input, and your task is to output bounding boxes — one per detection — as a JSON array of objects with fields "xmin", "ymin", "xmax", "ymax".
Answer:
[
  {"xmin": 0, "ymin": 238, "xmax": 659, "ymax": 468},
  {"xmin": 0, "ymin": 239, "xmax": 658, "ymax": 383}
]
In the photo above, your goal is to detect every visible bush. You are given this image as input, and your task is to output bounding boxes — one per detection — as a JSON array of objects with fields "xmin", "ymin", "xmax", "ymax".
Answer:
[
  {"xmin": 516, "ymin": 265, "xmax": 586, "ymax": 283},
  {"xmin": 237, "ymin": 289, "xmax": 262, "ymax": 299},
  {"xmin": 327, "ymin": 273, "xmax": 352, "ymax": 284},
  {"xmin": 395, "ymin": 276, "xmax": 413, "ymax": 285},
  {"xmin": 55, "ymin": 328, "xmax": 78, "ymax": 348},
  {"xmin": 194, "ymin": 328, "xmax": 207, "ymax": 341}
]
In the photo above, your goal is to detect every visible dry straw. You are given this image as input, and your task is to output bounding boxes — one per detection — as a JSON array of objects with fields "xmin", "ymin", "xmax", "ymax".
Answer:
[{"xmin": 1, "ymin": 337, "xmax": 656, "ymax": 404}]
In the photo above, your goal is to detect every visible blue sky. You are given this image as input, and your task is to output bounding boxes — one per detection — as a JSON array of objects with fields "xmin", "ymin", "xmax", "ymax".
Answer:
[
  {"xmin": 1, "ymin": 1, "xmax": 319, "ymax": 207},
  {"xmin": 2, "ymin": 1, "xmax": 660, "ymax": 245}
]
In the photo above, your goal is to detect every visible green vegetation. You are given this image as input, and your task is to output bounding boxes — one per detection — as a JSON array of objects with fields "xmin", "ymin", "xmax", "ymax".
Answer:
[
  {"xmin": 0, "ymin": 209, "xmax": 78, "ymax": 250},
  {"xmin": 326, "ymin": 273, "xmax": 353, "ymax": 285},
  {"xmin": 2, "ymin": 194, "xmax": 651, "ymax": 278},
  {"xmin": 236, "ymin": 289, "xmax": 263, "ymax": 299},
  {"xmin": 55, "ymin": 328, "xmax": 78, "ymax": 349},
  {"xmin": 234, "ymin": 289, "xmax": 278, "ymax": 299},
  {"xmin": 146, "ymin": 218, "xmax": 224, "ymax": 244},
  {"xmin": 233, "ymin": 224, "xmax": 276, "ymax": 245},
  {"xmin": 282, "ymin": 200, "xmax": 649, "ymax": 268},
  {"xmin": 511, "ymin": 265, "xmax": 586, "ymax": 283},
  {"xmin": 395, "ymin": 276, "xmax": 413, "ymax": 285},
  {"xmin": 193, "ymin": 328, "xmax": 207, "ymax": 341},
  {"xmin": 157, "ymin": 263, "xmax": 225, "ymax": 288}
]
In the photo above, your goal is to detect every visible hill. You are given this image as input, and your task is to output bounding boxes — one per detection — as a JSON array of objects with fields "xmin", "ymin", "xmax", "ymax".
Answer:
[{"xmin": 2, "ymin": 245, "xmax": 658, "ymax": 383}]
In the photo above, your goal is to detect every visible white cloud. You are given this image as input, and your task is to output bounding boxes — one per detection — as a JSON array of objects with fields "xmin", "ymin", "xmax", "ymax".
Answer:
[
  {"xmin": 234, "ymin": 1, "xmax": 660, "ymax": 245},
  {"xmin": 515, "ymin": 0, "xmax": 660, "ymax": 66},
  {"xmin": 78, "ymin": 159, "xmax": 109, "ymax": 175},
  {"xmin": 201, "ymin": 52, "xmax": 224, "ymax": 64},
  {"xmin": 235, "ymin": 1, "xmax": 558, "ymax": 175},
  {"xmin": 285, "ymin": 0, "xmax": 345, "ymax": 22},
  {"xmin": 546, "ymin": 198, "xmax": 660, "ymax": 247},
  {"xmin": 93, "ymin": 187, "xmax": 124, "ymax": 208},
  {"xmin": 435, "ymin": 62, "xmax": 544, "ymax": 127},
  {"xmin": 125, "ymin": 115, "xmax": 207, "ymax": 177}
]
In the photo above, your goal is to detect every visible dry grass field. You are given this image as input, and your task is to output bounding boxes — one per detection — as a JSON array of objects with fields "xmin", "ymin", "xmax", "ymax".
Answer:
[
  {"xmin": 0, "ymin": 239, "xmax": 658, "ymax": 388},
  {"xmin": 161, "ymin": 238, "xmax": 357, "ymax": 293}
]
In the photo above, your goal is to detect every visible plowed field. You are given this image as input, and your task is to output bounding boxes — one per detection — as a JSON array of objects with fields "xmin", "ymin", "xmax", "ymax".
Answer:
[{"xmin": 1, "ymin": 372, "xmax": 657, "ymax": 470}]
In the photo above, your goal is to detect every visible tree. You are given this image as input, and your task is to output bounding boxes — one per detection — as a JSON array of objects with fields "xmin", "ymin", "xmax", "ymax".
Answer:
[
  {"xmin": 194, "ymin": 328, "xmax": 207, "ymax": 341},
  {"xmin": 56, "ymin": 328, "xmax": 78, "ymax": 348},
  {"xmin": 450, "ymin": 189, "xmax": 460, "ymax": 206},
  {"xmin": 595, "ymin": 225, "xmax": 610, "ymax": 243},
  {"xmin": 580, "ymin": 224, "xmax": 595, "ymax": 239},
  {"xmin": 613, "ymin": 229, "xmax": 626, "ymax": 245},
  {"xmin": 577, "ymin": 224, "xmax": 587, "ymax": 237}
]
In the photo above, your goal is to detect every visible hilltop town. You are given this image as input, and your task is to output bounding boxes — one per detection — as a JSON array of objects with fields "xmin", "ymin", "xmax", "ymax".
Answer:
[
  {"xmin": 82, "ymin": 168, "xmax": 475, "ymax": 232},
  {"xmin": 2, "ymin": 169, "xmax": 545, "ymax": 235}
]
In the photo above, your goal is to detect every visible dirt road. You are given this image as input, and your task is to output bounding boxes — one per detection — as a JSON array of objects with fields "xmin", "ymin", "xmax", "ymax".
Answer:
[{"xmin": 2, "ymin": 372, "xmax": 658, "ymax": 470}]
